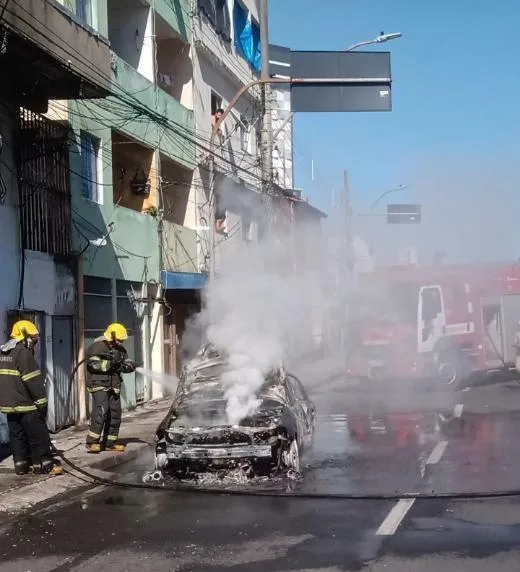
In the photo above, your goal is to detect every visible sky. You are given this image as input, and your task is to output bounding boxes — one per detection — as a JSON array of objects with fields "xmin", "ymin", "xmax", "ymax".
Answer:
[{"xmin": 269, "ymin": 0, "xmax": 520, "ymax": 264}]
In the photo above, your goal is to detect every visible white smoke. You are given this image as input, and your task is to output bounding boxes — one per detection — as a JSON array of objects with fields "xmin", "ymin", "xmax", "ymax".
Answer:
[{"xmin": 186, "ymin": 214, "xmax": 329, "ymax": 426}]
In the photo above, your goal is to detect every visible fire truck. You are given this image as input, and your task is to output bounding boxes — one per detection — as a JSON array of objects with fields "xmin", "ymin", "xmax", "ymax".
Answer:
[{"xmin": 346, "ymin": 263, "xmax": 520, "ymax": 388}]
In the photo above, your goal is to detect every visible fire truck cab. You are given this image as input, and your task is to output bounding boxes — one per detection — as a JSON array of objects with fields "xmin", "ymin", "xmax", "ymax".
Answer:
[{"xmin": 347, "ymin": 264, "xmax": 520, "ymax": 388}]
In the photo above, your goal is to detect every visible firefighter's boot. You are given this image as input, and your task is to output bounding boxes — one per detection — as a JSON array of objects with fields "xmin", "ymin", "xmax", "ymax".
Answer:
[
  {"xmin": 41, "ymin": 459, "xmax": 64, "ymax": 476},
  {"xmin": 14, "ymin": 460, "xmax": 31, "ymax": 475},
  {"xmin": 106, "ymin": 443, "xmax": 126, "ymax": 453},
  {"xmin": 87, "ymin": 443, "xmax": 102, "ymax": 454}
]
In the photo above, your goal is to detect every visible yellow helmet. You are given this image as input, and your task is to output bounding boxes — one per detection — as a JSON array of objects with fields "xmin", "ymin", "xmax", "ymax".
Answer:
[
  {"xmin": 103, "ymin": 322, "xmax": 128, "ymax": 342},
  {"xmin": 11, "ymin": 320, "xmax": 39, "ymax": 341}
]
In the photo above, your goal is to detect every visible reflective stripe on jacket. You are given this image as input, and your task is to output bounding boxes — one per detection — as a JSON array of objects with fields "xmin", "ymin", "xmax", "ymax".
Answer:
[
  {"xmin": 0, "ymin": 340, "xmax": 47, "ymax": 413},
  {"xmin": 85, "ymin": 338, "xmax": 126, "ymax": 394}
]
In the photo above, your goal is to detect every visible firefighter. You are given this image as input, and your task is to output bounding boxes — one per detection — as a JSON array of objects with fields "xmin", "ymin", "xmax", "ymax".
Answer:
[
  {"xmin": 85, "ymin": 323, "xmax": 137, "ymax": 454},
  {"xmin": 0, "ymin": 320, "xmax": 63, "ymax": 476}
]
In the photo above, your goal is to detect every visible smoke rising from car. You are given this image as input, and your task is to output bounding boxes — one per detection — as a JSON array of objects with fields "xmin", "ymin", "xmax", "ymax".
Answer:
[{"xmin": 184, "ymin": 203, "xmax": 330, "ymax": 426}]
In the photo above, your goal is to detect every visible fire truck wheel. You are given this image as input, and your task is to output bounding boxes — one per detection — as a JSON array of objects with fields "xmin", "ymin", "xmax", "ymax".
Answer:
[
  {"xmin": 437, "ymin": 361, "xmax": 458, "ymax": 386},
  {"xmin": 436, "ymin": 351, "xmax": 470, "ymax": 389}
]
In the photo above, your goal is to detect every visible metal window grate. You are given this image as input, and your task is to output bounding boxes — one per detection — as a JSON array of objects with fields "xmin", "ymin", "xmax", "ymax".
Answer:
[{"xmin": 16, "ymin": 107, "xmax": 71, "ymax": 255}]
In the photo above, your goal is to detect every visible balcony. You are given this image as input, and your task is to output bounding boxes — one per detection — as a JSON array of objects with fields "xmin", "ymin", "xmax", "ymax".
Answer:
[
  {"xmin": 162, "ymin": 221, "xmax": 199, "ymax": 274},
  {"xmin": 71, "ymin": 196, "xmax": 160, "ymax": 282},
  {"xmin": 107, "ymin": 53, "xmax": 195, "ymax": 169},
  {"xmin": 0, "ymin": 0, "xmax": 111, "ymax": 111},
  {"xmin": 160, "ymin": 152, "xmax": 199, "ymax": 274},
  {"xmin": 154, "ymin": 0, "xmax": 191, "ymax": 43},
  {"xmin": 112, "ymin": 131, "xmax": 157, "ymax": 215},
  {"xmin": 156, "ymin": 13, "xmax": 193, "ymax": 110}
]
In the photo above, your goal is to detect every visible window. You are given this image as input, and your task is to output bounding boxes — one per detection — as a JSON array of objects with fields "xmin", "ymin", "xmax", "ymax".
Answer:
[
  {"xmin": 233, "ymin": 1, "xmax": 261, "ymax": 72},
  {"xmin": 84, "ymin": 294, "xmax": 112, "ymax": 331},
  {"xmin": 421, "ymin": 287, "xmax": 442, "ymax": 321},
  {"xmin": 77, "ymin": 0, "xmax": 97, "ymax": 29},
  {"xmin": 80, "ymin": 131, "xmax": 101, "ymax": 203},
  {"xmin": 288, "ymin": 376, "xmax": 306, "ymax": 402},
  {"xmin": 251, "ymin": 19, "xmax": 261, "ymax": 72},
  {"xmin": 211, "ymin": 91, "xmax": 222, "ymax": 115},
  {"xmin": 239, "ymin": 117, "xmax": 250, "ymax": 152},
  {"xmin": 197, "ymin": 0, "xmax": 231, "ymax": 41}
]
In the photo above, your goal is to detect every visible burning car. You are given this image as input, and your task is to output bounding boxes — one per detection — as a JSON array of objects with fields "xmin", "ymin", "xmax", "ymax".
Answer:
[{"xmin": 152, "ymin": 344, "xmax": 315, "ymax": 479}]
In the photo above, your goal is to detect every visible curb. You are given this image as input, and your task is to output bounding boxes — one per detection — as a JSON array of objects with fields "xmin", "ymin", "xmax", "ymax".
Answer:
[{"xmin": 87, "ymin": 442, "xmax": 153, "ymax": 472}]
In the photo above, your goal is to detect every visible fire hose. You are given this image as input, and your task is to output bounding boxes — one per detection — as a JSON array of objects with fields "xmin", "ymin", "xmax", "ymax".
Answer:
[{"xmin": 49, "ymin": 443, "xmax": 520, "ymax": 500}]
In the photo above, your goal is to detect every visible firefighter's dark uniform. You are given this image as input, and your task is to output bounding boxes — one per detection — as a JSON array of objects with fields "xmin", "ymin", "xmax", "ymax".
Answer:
[
  {"xmin": 85, "ymin": 337, "xmax": 134, "ymax": 450},
  {"xmin": 0, "ymin": 339, "xmax": 58, "ymax": 474}
]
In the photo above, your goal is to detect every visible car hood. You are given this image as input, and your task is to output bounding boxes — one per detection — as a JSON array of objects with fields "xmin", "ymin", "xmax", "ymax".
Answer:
[{"xmin": 171, "ymin": 396, "xmax": 286, "ymax": 429}]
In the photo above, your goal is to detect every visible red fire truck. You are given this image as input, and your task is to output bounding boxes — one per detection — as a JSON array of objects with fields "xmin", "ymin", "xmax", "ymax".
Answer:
[{"xmin": 346, "ymin": 263, "xmax": 520, "ymax": 388}]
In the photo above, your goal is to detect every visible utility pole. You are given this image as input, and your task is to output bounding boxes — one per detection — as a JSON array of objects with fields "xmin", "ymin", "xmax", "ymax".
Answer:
[
  {"xmin": 341, "ymin": 170, "xmax": 352, "ymax": 359},
  {"xmin": 259, "ymin": 0, "xmax": 272, "ymax": 198}
]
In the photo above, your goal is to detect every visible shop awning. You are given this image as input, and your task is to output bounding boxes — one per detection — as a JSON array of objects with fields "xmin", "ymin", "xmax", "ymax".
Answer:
[{"xmin": 161, "ymin": 270, "xmax": 207, "ymax": 290}]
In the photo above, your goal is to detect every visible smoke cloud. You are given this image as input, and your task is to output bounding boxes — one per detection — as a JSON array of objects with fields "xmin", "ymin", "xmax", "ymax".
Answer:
[
  {"xmin": 184, "ymin": 203, "xmax": 330, "ymax": 425},
  {"xmin": 356, "ymin": 155, "xmax": 520, "ymax": 265}
]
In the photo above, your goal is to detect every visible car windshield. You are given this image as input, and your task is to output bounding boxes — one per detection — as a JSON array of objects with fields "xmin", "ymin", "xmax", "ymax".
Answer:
[{"xmin": 178, "ymin": 355, "xmax": 285, "ymax": 402}]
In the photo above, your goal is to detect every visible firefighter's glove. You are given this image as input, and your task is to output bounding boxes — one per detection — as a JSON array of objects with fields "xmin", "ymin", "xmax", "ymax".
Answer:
[
  {"xmin": 120, "ymin": 359, "xmax": 138, "ymax": 374},
  {"xmin": 108, "ymin": 348, "xmax": 125, "ymax": 371}
]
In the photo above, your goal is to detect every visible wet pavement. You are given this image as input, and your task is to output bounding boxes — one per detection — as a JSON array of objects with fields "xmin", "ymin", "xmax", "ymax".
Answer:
[{"xmin": 3, "ymin": 377, "xmax": 520, "ymax": 570}]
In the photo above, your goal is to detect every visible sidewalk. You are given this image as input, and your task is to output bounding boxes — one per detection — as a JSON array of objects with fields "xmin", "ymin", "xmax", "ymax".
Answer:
[{"xmin": 0, "ymin": 398, "xmax": 171, "ymax": 516}]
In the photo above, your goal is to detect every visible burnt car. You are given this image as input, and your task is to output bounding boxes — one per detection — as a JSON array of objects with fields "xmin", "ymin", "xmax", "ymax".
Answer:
[{"xmin": 153, "ymin": 345, "xmax": 315, "ymax": 479}]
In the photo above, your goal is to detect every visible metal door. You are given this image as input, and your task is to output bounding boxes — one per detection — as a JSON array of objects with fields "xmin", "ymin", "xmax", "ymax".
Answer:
[{"xmin": 49, "ymin": 316, "xmax": 75, "ymax": 432}]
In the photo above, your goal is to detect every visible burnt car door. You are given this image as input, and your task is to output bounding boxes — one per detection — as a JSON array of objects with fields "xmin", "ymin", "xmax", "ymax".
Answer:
[{"xmin": 287, "ymin": 375, "xmax": 315, "ymax": 448}]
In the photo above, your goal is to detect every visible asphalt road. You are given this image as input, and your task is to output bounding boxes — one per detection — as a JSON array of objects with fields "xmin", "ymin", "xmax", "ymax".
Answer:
[{"xmin": 2, "ymin": 377, "xmax": 520, "ymax": 571}]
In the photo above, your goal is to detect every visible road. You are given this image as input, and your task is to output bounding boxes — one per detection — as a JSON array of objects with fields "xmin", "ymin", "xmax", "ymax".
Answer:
[{"xmin": 2, "ymin": 377, "xmax": 520, "ymax": 571}]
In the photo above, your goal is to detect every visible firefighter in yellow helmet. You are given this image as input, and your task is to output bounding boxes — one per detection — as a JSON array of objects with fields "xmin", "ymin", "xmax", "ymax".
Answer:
[
  {"xmin": 85, "ymin": 323, "xmax": 137, "ymax": 453},
  {"xmin": 0, "ymin": 320, "xmax": 63, "ymax": 476}
]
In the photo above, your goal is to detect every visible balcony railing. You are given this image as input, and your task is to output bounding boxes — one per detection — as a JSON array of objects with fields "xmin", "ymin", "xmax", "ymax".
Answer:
[{"xmin": 109, "ymin": 53, "xmax": 196, "ymax": 169}]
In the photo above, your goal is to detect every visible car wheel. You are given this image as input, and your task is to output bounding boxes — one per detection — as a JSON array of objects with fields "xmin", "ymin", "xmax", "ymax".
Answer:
[{"xmin": 283, "ymin": 438, "xmax": 301, "ymax": 473}]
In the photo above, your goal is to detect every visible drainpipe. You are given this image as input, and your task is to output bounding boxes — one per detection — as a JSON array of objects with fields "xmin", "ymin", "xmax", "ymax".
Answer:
[
  {"xmin": 76, "ymin": 254, "xmax": 87, "ymax": 423},
  {"xmin": 142, "ymin": 280, "xmax": 152, "ymax": 401}
]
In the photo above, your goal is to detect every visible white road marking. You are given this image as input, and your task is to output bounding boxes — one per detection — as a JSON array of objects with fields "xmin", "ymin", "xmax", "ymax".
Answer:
[
  {"xmin": 426, "ymin": 440, "xmax": 448, "ymax": 464},
  {"xmin": 453, "ymin": 404, "xmax": 464, "ymax": 418},
  {"xmin": 376, "ymin": 498, "xmax": 416, "ymax": 536}
]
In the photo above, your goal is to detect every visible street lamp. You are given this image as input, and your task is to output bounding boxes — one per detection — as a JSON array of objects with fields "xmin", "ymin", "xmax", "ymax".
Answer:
[
  {"xmin": 346, "ymin": 32, "xmax": 402, "ymax": 52},
  {"xmin": 369, "ymin": 184, "xmax": 408, "ymax": 212}
]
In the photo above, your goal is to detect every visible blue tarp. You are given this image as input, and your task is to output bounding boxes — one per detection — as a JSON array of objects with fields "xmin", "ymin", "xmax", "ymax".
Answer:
[
  {"xmin": 233, "ymin": 1, "xmax": 261, "ymax": 72},
  {"xmin": 161, "ymin": 271, "xmax": 207, "ymax": 290}
]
